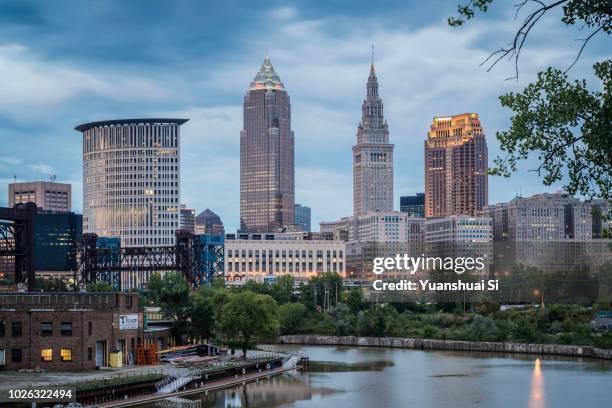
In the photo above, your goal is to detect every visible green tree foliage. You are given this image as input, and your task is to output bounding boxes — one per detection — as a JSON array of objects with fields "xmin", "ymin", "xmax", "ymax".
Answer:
[
  {"xmin": 147, "ymin": 272, "xmax": 192, "ymax": 344},
  {"xmin": 86, "ymin": 281, "xmax": 115, "ymax": 292},
  {"xmin": 449, "ymin": 0, "xmax": 611, "ymax": 199},
  {"xmin": 343, "ymin": 288, "xmax": 366, "ymax": 313},
  {"xmin": 36, "ymin": 277, "xmax": 69, "ymax": 292},
  {"xmin": 278, "ymin": 302, "xmax": 307, "ymax": 334},
  {"xmin": 218, "ymin": 290, "xmax": 279, "ymax": 358},
  {"xmin": 191, "ymin": 286, "xmax": 216, "ymax": 341}
]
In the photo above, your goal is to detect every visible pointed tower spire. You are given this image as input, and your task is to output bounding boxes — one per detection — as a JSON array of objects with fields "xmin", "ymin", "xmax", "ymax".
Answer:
[{"xmin": 249, "ymin": 54, "xmax": 285, "ymax": 90}]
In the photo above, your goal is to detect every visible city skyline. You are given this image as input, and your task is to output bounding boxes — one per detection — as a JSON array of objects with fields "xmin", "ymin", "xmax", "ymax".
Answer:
[{"xmin": 0, "ymin": 1, "xmax": 608, "ymax": 233}]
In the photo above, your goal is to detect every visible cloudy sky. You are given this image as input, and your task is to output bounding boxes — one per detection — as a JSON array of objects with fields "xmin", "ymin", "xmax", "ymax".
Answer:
[{"xmin": 0, "ymin": 0, "xmax": 608, "ymax": 232}]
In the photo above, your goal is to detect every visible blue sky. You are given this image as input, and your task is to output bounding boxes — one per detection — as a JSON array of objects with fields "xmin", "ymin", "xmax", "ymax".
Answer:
[{"xmin": 0, "ymin": 0, "xmax": 609, "ymax": 232}]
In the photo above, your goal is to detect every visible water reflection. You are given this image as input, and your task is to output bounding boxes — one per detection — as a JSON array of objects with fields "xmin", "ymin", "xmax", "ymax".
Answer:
[
  {"xmin": 141, "ymin": 346, "xmax": 610, "ymax": 408},
  {"xmin": 529, "ymin": 358, "xmax": 545, "ymax": 408},
  {"xmin": 195, "ymin": 373, "xmax": 337, "ymax": 408}
]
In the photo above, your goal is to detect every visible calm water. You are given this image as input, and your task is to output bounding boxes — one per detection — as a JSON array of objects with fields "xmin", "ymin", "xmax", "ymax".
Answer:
[{"xmin": 154, "ymin": 345, "xmax": 611, "ymax": 408}]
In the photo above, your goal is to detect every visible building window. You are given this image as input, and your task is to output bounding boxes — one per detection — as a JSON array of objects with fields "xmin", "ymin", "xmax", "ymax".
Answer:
[
  {"xmin": 40, "ymin": 322, "xmax": 53, "ymax": 336},
  {"xmin": 126, "ymin": 296, "xmax": 133, "ymax": 309},
  {"xmin": 11, "ymin": 349, "xmax": 22, "ymax": 362},
  {"xmin": 61, "ymin": 322, "xmax": 72, "ymax": 336},
  {"xmin": 0, "ymin": 320, "xmax": 4, "ymax": 337},
  {"xmin": 88, "ymin": 347, "xmax": 93, "ymax": 361},
  {"xmin": 11, "ymin": 322, "xmax": 22, "ymax": 337},
  {"xmin": 88, "ymin": 321, "xmax": 93, "ymax": 336},
  {"xmin": 60, "ymin": 348, "xmax": 72, "ymax": 362},
  {"xmin": 41, "ymin": 348, "xmax": 53, "ymax": 362}
]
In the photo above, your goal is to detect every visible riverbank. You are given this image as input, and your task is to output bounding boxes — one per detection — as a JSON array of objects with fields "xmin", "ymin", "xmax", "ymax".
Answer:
[
  {"xmin": 279, "ymin": 335, "xmax": 612, "ymax": 360},
  {"xmin": 99, "ymin": 364, "xmax": 296, "ymax": 407}
]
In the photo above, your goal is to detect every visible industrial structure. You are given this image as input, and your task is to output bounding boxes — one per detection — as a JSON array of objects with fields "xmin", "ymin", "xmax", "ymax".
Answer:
[{"xmin": 0, "ymin": 203, "xmax": 37, "ymax": 291}]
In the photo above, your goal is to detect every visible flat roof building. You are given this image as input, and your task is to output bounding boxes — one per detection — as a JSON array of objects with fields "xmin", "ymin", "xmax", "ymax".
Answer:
[{"xmin": 9, "ymin": 181, "xmax": 71, "ymax": 213}]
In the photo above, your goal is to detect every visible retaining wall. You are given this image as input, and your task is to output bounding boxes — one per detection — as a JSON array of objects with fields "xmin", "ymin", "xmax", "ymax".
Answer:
[{"xmin": 278, "ymin": 335, "xmax": 612, "ymax": 360}]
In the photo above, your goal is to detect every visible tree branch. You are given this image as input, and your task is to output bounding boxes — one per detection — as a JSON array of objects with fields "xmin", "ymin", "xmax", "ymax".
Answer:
[
  {"xmin": 529, "ymin": 135, "xmax": 585, "ymax": 174},
  {"xmin": 565, "ymin": 26, "xmax": 604, "ymax": 73}
]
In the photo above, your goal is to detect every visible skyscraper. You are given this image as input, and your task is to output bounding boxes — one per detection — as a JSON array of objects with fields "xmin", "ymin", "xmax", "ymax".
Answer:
[
  {"xmin": 294, "ymin": 203, "xmax": 311, "ymax": 232},
  {"xmin": 353, "ymin": 59, "xmax": 394, "ymax": 216},
  {"xmin": 240, "ymin": 56, "xmax": 295, "ymax": 233},
  {"xmin": 424, "ymin": 113, "xmax": 488, "ymax": 218},
  {"xmin": 75, "ymin": 118, "xmax": 187, "ymax": 247},
  {"xmin": 400, "ymin": 193, "xmax": 425, "ymax": 217},
  {"xmin": 195, "ymin": 209, "xmax": 225, "ymax": 236}
]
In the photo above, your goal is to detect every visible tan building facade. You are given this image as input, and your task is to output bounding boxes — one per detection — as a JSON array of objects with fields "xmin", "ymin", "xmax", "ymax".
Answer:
[
  {"xmin": 425, "ymin": 113, "xmax": 488, "ymax": 218},
  {"xmin": 9, "ymin": 181, "xmax": 71, "ymax": 212}
]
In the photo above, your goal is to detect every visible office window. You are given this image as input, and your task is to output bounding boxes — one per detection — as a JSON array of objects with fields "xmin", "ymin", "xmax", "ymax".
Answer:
[
  {"xmin": 11, "ymin": 322, "xmax": 22, "ymax": 337},
  {"xmin": 61, "ymin": 322, "xmax": 72, "ymax": 336},
  {"xmin": 60, "ymin": 348, "xmax": 72, "ymax": 362},
  {"xmin": 41, "ymin": 348, "xmax": 53, "ymax": 362},
  {"xmin": 11, "ymin": 348, "xmax": 22, "ymax": 362},
  {"xmin": 40, "ymin": 322, "xmax": 53, "ymax": 336}
]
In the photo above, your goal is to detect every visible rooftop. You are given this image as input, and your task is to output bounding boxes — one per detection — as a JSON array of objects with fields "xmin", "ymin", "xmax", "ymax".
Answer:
[
  {"xmin": 75, "ymin": 118, "xmax": 189, "ymax": 132},
  {"xmin": 249, "ymin": 56, "xmax": 285, "ymax": 91}
]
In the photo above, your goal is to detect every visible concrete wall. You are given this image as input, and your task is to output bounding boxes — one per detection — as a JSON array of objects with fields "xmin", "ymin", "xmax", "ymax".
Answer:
[{"xmin": 278, "ymin": 335, "xmax": 612, "ymax": 360}]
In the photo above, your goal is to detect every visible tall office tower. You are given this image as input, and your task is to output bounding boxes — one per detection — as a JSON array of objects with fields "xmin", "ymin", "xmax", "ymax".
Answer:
[
  {"xmin": 9, "ymin": 181, "xmax": 71, "ymax": 212},
  {"xmin": 400, "ymin": 193, "xmax": 425, "ymax": 217},
  {"xmin": 179, "ymin": 204, "xmax": 196, "ymax": 234},
  {"xmin": 353, "ymin": 60, "xmax": 394, "ymax": 216},
  {"xmin": 75, "ymin": 119, "xmax": 188, "ymax": 247},
  {"xmin": 425, "ymin": 113, "xmax": 488, "ymax": 218},
  {"xmin": 294, "ymin": 203, "xmax": 311, "ymax": 232},
  {"xmin": 240, "ymin": 56, "xmax": 295, "ymax": 233},
  {"xmin": 195, "ymin": 209, "xmax": 225, "ymax": 236}
]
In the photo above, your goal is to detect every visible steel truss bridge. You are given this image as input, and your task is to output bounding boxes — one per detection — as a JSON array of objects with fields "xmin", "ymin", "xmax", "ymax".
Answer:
[
  {"xmin": 0, "ymin": 203, "xmax": 37, "ymax": 291},
  {"xmin": 75, "ymin": 231, "xmax": 224, "ymax": 290}
]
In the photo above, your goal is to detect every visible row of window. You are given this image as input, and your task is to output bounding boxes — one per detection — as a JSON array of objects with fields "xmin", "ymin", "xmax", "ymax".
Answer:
[{"xmin": 0, "ymin": 321, "xmax": 94, "ymax": 337}]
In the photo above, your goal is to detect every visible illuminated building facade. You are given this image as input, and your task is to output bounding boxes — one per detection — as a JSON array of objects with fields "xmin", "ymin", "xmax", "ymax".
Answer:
[
  {"xmin": 75, "ymin": 119, "xmax": 188, "ymax": 247},
  {"xmin": 425, "ymin": 113, "xmax": 488, "ymax": 218},
  {"xmin": 224, "ymin": 233, "xmax": 345, "ymax": 281},
  {"xmin": 240, "ymin": 56, "xmax": 295, "ymax": 233},
  {"xmin": 353, "ymin": 61, "xmax": 394, "ymax": 216}
]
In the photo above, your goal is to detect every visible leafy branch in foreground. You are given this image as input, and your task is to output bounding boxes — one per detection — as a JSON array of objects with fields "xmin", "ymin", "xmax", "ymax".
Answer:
[{"xmin": 491, "ymin": 60, "xmax": 611, "ymax": 199}]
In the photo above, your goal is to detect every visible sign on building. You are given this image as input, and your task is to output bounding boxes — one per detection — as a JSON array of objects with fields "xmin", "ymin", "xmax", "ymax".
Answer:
[{"xmin": 119, "ymin": 314, "xmax": 139, "ymax": 330}]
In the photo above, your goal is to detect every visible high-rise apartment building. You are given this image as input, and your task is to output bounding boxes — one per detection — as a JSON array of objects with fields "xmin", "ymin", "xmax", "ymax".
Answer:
[
  {"xmin": 294, "ymin": 204, "xmax": 311, "ymax": 232},
  {"xmin": 75, "ymin": 118, "xmax": 187, "ymax": 247},
  {"xmin": 425, "ymin": 113, "xmax": 488, "ymax": 218},
  {"xmin": 353, "ymin": 61, "xmax": 393, "ymax": 216},
  {"xmin": 9, "ymin": 181, "xmax": 71, "ymax": 212},
  {"xmin": 179, "ymin": 204, "xmax": 195, "ymax": 234},
  {"xmin": 400, "ymin": 193, "xmax": 425, "ymax": 217},
  {"xmin": 240, "ymin": 56, "xmax": 295, "ymax": 233}
]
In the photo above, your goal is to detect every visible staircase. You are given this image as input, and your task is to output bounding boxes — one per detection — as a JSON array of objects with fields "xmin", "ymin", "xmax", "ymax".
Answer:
[
  {"xmin": 156, "ymin": 373, "xmax": 196, "ymax": 394},
  {"xmin": 155, "ymin": 396, "xmax": 201, "ymax": 408},
  {"xmin": 282, "ymin": 354, "xmax": 301, "ymax": 370}
]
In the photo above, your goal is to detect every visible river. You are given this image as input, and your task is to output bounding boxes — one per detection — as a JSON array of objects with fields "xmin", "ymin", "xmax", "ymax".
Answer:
[{"xmin": 151, "ymin": 344, "xmax": 611, "ymax": 408}]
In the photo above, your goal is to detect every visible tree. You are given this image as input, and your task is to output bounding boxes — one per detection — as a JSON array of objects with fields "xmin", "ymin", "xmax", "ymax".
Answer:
[
  {"xmin": 86, "ymin": 281, "xmax": 115, "ymax": 292},
  {"xmin": 269, "ymin": 275, "xmax": 295, "ymax": 304},
  {"xmin": 218, "ymin": 290, "xmax": 279, "ymax": 359},
  {"xmin": 36, "ymin": 278, "xmax": 69, "ymax": 292},
  {"xmin": 449, "ymin": 0, "xmax": 611, "ymax": 199},
  {"xmin": 147, "ymin": 272, "xmax": 192, "ymax": 344},
  {"xmin": 343, "ymin": 288, "xmax": 365, "ymax": 313},
  {"xmin": 191, "ymin": 287, "xmax": 216, "ymax": 341},
  {"xmin": 278, "ymin": 302, "xmax": 307, "ymax": 334}
]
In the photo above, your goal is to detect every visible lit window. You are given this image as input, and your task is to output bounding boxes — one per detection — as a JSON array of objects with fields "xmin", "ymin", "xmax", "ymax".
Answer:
[
  {"xmin": 41, "ymin": 348, "xmax": 53, "ymax": 362},
  {"xmin": 60, "ymin": 348, "xmax": 72, "ymax": 362}
]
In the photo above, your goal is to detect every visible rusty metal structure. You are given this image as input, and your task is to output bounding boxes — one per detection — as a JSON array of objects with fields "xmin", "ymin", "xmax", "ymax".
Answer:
[{"xmin": 0, "ymin": 203, "xmax": 37, "ymax": 291}]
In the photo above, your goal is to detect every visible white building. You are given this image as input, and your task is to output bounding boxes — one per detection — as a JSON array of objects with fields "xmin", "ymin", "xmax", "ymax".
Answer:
[
  {"xmin": 224, "ymin": 232, "xmax": 346, "ymax": 282},
  {"xmin": 424, "ymin": 215, "xmax": 492, "ymax": 243},
  {"xmin": 75, "ymin": 119, "xmax": 187, "ymax": 247},
  {"xmin": 321, "ymin": 211, "xmax": 424, "ymax": 244}
]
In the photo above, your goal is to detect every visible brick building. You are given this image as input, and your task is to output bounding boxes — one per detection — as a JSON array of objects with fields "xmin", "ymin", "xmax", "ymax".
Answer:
[{"xmin": 0, "ymin": 292, "xmax": 143, "ymax": 371}]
